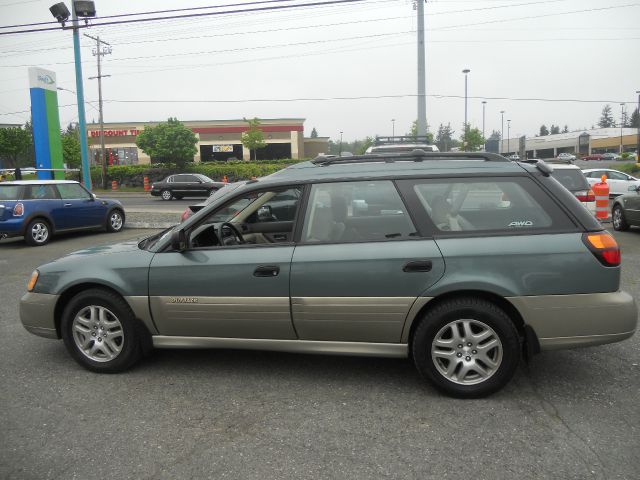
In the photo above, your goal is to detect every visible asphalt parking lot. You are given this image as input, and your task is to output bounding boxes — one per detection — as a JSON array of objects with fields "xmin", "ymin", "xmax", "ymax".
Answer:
[{"xmin": 1, "ymin": 227, "xmax": 639, "ymax": 479}]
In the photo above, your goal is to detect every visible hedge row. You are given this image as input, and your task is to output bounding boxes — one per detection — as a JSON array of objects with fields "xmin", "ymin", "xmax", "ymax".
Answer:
[
  {"xmin": 66, "ymin": 160, "xmax": 302, "ymax": 187},
  {"xmin": 617, "ymin": 162, "xmax": 640, "ymax": 175}
]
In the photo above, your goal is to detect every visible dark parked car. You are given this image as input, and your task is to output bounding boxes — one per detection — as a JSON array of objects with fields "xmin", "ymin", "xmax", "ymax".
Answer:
[
  {"xmin": 612, "ymin": 184, "xmax": 640, "ymax": 231},
  {"xmin": 150, "ymin": 174, "xmax": 225, "ymax": 201},
  {"xmin": 581, "ymin": 153, "xmax": 604, "ymax": 161},
  {"xmin": 0, "ymin": 180, "xmax": 125, "ymax": 246}
]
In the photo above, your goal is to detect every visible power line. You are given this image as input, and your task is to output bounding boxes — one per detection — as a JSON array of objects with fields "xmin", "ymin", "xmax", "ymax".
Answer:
[{"xmin": 0, "ymin": 0, "xmax": 366, "ymax": 35}]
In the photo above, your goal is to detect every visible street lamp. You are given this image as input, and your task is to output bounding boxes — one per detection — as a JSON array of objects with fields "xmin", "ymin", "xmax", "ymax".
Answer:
[
  {"xmin": 500, "ymin": 110, "xmax": 505, "ymax": 155},
  {"xmin": 49, "ymin": 1, "xmax": 97, "ymax": 189},
  {"xmin": 507, "ymin": 119, "xmax": 511, "ymax": 155},
  {"xmin": 339, "ymin": 131, "xmax": 343, "ymax": 156},
  {"xmin": 462, "ymin": 68, "xmax": 470, "ymax": 151},
  {"xmin": 482, "ymin": 100, "xmax": 487, "ymax": 151},
  {"xmin": 620, "ymin": 103, "xmax": 625, "ymax": 154},
  {"xmin": 391, "ymin": 119, "xmax": 395, "ymax": 138}
]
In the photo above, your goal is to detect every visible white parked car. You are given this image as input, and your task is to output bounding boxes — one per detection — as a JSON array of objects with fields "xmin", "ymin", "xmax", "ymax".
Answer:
[
  {"xmin": 507, "ymin": 154, "xmax": 520, "ymax": 161},
  {"xmin": 583, "ymin": 169, "xmax": 640, "ymax": 197},
  {"xmin": 557, "ymin": 152, "xmax": 576, "ymax": 162},
  {"xmin": 550, "ymin": 163, "xmax": 596, "ymax": 215}
]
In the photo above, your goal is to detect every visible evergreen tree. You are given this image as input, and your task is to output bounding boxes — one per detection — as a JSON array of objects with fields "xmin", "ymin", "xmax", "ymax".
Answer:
[
  {"xmin": 598, "ymin": 105, "xmax": 616, "ymax": 128},
  {"xmin": 550, "ymin": 124, "xmax": 560, "ymax": 135},
  {"xmin": 539, "ymin": 125, "xmax": 549, "ymax": 136},
  {"xmin": 562, "ymin": 125, "xmax": 569, "ymax": 133},
  {"xmin": 435, "ymin": 123, "xmax": 456, "ymax": 152},
  {"xmin": 630, "ymin": 107, "xmax": 640, "ymax": 129},
  {"xmin": 310, "ymin": 127, "xmax": 318, "ymax": 138}
]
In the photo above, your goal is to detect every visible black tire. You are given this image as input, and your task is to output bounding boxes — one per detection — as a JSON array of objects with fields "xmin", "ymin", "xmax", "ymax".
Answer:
[
  {"xmin": 61, "ymin": 288, "xmax": 143, "ymax": 373},
  {"xmin": 24, "ymin": 218, "xmax": 51, "ymax": 246},
  {"xmin": 612, "ymin": 205, "xmax": 629, "ymax": 231},
  {"xmin": 412, "ymin": 297, "xmax": 520, "ymax": 398},
  {"xmin": 160, "ymin": 189, "xmax": 173, "ymax": 201},
  {"xmin": 106, "ymin": 209, "xmax": 125, "ymax": 233}
]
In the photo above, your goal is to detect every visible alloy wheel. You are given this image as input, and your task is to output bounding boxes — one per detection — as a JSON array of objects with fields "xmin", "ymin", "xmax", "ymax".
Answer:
[
  {"xmin": 31, "ymin": 222, "xmax": 49, "ymax": 244},
  {"xmin": 72, "ymin": 305, "xmax": 124, "ymax": 362},
  {"xmin": 431, "ymin": 319, "xmax": 503, "ymax": 385},
  {"xmin": 110, "ymin": 211, "xmax": 123, "ymax": 231}
]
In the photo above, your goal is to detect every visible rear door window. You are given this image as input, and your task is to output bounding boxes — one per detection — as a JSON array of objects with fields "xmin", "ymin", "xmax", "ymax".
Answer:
[
  {"xmin": 399, "ymin": 177, "xmax": 575, "ymax": 234},
  {"xmin": 24, "ymin": 184, "xmax": 58, "ymax": 200}
]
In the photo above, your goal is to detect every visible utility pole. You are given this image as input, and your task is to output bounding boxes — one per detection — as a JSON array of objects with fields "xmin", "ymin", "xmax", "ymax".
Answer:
[
  {"xmin": 619, "ymin": 103, "xmax": 625, "ymax": 154},
  {"xmin": 482, "ymin": 101, "xmax": 487, "ymax": 151},
  {"xmin": 85, "ymin": 34, "xmax": 111, "ymax": 190},
  {"xmin": 500, "ymin": 110, "xmax": 505, "ymax": 155},
  {"xmin": 416, "ymin": 0, "xmax": 427, "ymax": 137}
]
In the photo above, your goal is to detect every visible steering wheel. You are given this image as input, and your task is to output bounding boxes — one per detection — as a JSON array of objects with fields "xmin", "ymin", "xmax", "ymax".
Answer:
[{"xmin": 217, "ymin": 222, "xmax": 245, "ymax": 245}]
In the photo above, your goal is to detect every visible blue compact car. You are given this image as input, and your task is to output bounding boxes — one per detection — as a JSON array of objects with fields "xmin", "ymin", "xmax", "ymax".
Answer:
[{"xmin": 0, "ymin": 180, "xmax": 125, "ymax": 246}]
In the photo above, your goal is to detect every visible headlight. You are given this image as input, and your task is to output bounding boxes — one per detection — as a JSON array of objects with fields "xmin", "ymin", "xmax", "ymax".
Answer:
[{"xmin": 27, "ymin": 270, "xmax": 39, "ymax": 292}]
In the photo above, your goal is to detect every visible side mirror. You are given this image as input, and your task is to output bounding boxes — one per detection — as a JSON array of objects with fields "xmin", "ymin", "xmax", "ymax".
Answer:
[
  {"xmin": 170, "ymin": 229, "xmax": 187, "ymax": 252},
  {"xmin": 91, "ymin": 193, "xmax": 97, "ymax": 200}
]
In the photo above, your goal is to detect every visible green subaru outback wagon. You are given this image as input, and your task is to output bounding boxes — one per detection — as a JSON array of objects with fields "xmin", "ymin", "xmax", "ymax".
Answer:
[{"xmin": 20, "ymin": 152, "xmax": 637, "ymax": 398}]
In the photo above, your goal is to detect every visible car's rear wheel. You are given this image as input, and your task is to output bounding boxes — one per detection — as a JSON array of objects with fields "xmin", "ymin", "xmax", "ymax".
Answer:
[
  {"xmin": 612, "ymin": 205, "xmax": 629, "ymax": 231},
  {"xmin": 106, "ymin": 209, "xmax": 124, "ymax": 233},
  {"xmin": 160, "ymin": 189, "xmax": 172, "ymax": 201},
  {"xmin": 24, "ymin": 218, "xmax": 51, "ymax": 246},
  {"xmin": 61, "ymin": 289, "xmax": 143, "ymax": 373},
  {"xmin": 412, "ymin": 297, "xmax": 520, "ymax": 398}
]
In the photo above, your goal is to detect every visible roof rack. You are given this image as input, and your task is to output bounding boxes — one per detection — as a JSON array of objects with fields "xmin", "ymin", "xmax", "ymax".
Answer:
[{"xmin": 311, "ymin": 150, "xmax": 511, "ymax": 166}]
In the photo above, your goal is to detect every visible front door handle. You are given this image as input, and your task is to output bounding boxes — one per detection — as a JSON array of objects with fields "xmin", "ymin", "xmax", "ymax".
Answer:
[
  {"xmin": 64, "ymin": 203, "xmax": 73, "ymax": 207},
  {"xmin": 254, "ymin": 265, "xmax": 280, "ymax": 277},
  {"xmin": 403, "ymin": 260, "xmax": 433, "ymax": 272}
]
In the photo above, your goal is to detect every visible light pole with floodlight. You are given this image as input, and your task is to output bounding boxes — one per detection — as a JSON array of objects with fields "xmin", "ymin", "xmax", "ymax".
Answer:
[
  {"xmin": 339, "ymin": 131, "xmax": 343, "ymax": 156},
  {"xmin": 49, "ymin": 1, "xmax": 96, "ymax": 189},
  {"xmin": 507, "ymin": 119, "xmax": 511, "ymax": 155},
  {"xmin": 500, "ymin": 110, "xmax": 505, "ymax": 155},
  {"xmin": 392, "ymin": 119, "xmax": 395, "ymax": 138},
  {"xmin": 482, "ymin": 100, "xmax": 487, "ymax": 151},
  {"xmin": 620, "ymin": 103, "xmax": 625, "ymax": 154}
]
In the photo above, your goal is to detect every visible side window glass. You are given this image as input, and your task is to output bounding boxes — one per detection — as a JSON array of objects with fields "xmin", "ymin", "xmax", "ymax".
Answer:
[
  {"xmin": 247, "ymin": 188, "xmax": 301, "ymax": 223},
  {"xmin": 24, "ymin": 184, "xmax": 58, "ymax": 200},
  {"xmin": 608, "ymin": 172, "xmax": 626, "ymax": 181},
  {"xmin": 302, "ymin": 181, "xmax": 417, "ymax": 243},
  {"xmin": 412, "ymin": 179, "xmax": 569, "ymax": 233},
  {"xmin": 57, "ymin": 183, "xmax": 91, "ymax": 200}
]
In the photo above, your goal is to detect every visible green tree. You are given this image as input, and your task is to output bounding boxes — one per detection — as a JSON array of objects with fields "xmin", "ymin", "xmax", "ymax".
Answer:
[
  {"xmin": 598, "ymin": 104, "xmax": 616, "ymax": 128},
  {"xmin": 539, "ymin": 125, "xmax": 549, "ymax": 136},
  {"xmin": 562, "ymin": 125, "xmax": 569, "ymax": 133},
  {"xmin": 241, "ymin": 117, "xmax": 267, "ymax": 161},
  {"xmin": 136, "ymin": 117, "xmax": 198, "ymax": 168},
  {"xmin": 355, "ymin": 136, "xmax": 373, "ymax": 155},
  {"xmin": 550, "ymin": 124, "xmax": 560, "ymax": 135},
  {"xmin": 0, "ymin": 126, "xmax": 32, "ymax": 169},
  {"xmin": 61, "ymin": 124, "xmax": 81, "ymax": 169},
  {"xmin": 310, "ymin": 127, "xmax": 318, "ymax": 138},
  {"xmin": 408, "ymin": 120, "xmax": 434, "ymax": 144},
  {"xmin": 435, "ymin": 123, "xmax": 457, "ymax": 152},
  {"xmin": 460, "ymin": 124, "xmax": 484, "ymax": 151},
  {"xmin": 630, "ymin": 107, "xmax": 639, "ymax": 128}
]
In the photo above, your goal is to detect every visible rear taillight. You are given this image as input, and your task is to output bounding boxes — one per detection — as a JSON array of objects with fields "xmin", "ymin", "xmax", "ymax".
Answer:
[
  {"xmin": 582, "ymin": 232, "xmax": 620, "ymax": 267},
  {"xmin": 575, "ymin": 190, "xmax": 595, "ymax": 202},
  {"xmin": 13, "ymin": 203, "xmax": 24, "ymax": 216}
]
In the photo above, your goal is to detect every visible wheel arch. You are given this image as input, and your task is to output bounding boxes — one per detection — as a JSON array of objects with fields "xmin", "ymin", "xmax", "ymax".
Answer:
[
  {"xmin": 403, "ymin": 290, "xmax": 527, "ymax": 354},
  {"xmin": 53, "ymin": 282, "xmax": 152, "ymax": 353},
  {"xmin": 21, "ymin": 212, "xmax": 56, "ymax": 236}
]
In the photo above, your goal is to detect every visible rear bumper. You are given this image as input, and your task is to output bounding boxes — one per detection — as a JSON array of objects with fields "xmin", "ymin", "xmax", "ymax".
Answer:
[
  {"xmin": 0, "ymin": 217, "xmax": 25, "ymax": 236},
  {"xmin": 509, "ymin": 291, "xmax": 637, "ymax": 350},
  {"xmin": 20, "ymin": 292, "xmax": 59, "ymax": 339}
]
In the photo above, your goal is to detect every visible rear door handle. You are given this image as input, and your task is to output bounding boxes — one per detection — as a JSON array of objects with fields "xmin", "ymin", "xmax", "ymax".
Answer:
[
  {"xmin": 253, "ymin": 265, "xmax": 280, "ymax": 277},
  {"xmin": 64, "ymin": 203, "xmax": 73, "ymax": 207},
  {"xmin": 403, "ymin": 260, "xmax": 433, "ymax": 272}
]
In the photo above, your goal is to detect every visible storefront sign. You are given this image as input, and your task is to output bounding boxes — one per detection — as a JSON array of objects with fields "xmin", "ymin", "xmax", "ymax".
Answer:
[
  {"xmin": 212, "ymin": 144, "xmax": 234, "ymax": 152},
  {"xmin": 88, "ymin": 129, "xmax": 140, "ymax": 137}
]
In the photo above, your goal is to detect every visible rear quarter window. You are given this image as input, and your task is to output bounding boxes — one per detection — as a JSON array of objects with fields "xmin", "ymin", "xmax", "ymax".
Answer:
[
  {"xmin": 0, "ymin": 185, "xmax": 21, "ymax": 200},
  {"xmin": 398, "ymin": 177, "xmax": 576, "ymax": 235},
  {"xmin": 551, "ymin": 169, "xmax": 589, "ymax": 192}
]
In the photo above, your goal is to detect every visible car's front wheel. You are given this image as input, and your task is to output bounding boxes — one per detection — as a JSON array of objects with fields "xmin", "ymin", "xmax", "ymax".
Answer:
[
  {"xmin": 106, "ymin": 209, "xmax": 125, "ymax": 233},
  {"xmin": 24, "ymin": 218, "xmax": 51, "ymax": 246},
  {"xmin": 612, "ymin": 205, "xmax": 629, "ymax": 231},
  {"xmin": 160, "ymin": 189, "xmax": 172, "ymax": 201},
  {"xmin": 61, "ymin": 289, "xmax": 143, "ymax": 372},
  {"xmin": 412, "ymin": 297, "xmax": 520, "ymax": 398}
]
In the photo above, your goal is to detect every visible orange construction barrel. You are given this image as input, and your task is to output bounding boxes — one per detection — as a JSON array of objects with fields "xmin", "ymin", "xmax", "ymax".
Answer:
[
  {"xmin": 592, "ymin": 175, "xmax": 609, "ymax": 221},
  {"xmin": 222, "ymin": 175, "xmax": 228, "ymax": 183},
  {"xmin": 143, "ymin": 176, "xmax": 150, "ymax": 191},
  {"xmin": 111, "ymin": 180, "xmax": 118, "ymax": 191}
]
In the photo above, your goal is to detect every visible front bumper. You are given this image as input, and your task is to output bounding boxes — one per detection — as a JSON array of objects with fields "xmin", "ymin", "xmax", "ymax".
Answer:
[
  {"xmin": 20, "ymin": 292, "xmax": 59, "ymax": 339},
  {"xmin": 509, "ymin": 291, "xmax": 637, "ymax": 350}
]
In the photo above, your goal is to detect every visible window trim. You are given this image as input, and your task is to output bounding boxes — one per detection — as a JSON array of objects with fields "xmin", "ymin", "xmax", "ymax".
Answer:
[
  {"xmin": 396, "ymin": 175, "xmax": 580, "ymax": 238},
  {"xmin": 23, "ymin": 183, "xmax": 62, "ymax": 201}
]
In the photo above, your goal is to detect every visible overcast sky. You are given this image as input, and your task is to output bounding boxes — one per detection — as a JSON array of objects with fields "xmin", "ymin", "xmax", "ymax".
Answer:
[{"xmin": 1, "ymin": 0, "xmax": 639, "ymax": 142}]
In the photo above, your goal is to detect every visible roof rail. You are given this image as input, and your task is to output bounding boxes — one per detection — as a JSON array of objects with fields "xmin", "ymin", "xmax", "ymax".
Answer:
[{"xmin": 311, "ymin": 150, "xmax": 511, "ymax": 166}]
